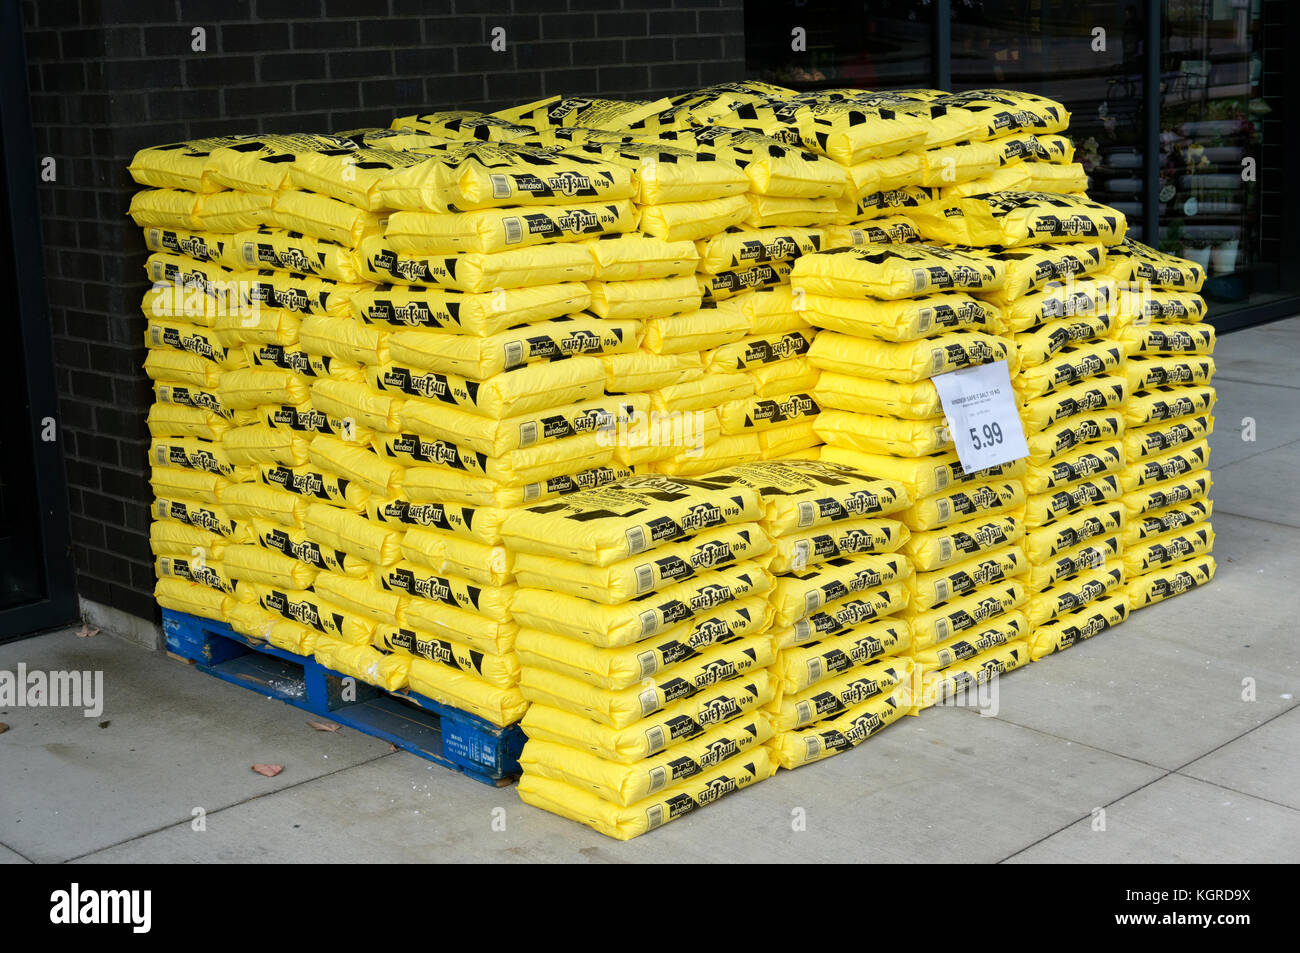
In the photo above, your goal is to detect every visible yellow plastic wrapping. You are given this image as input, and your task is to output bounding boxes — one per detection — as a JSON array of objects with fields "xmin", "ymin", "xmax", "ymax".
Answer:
[
  {"xmin": 912, "ymin": 611, "xmax": 1030, "ymax": 671},
  {"xmin": 810, "ymin": 330, "xmax": 1015, "ymax": 384},
  {"xmin": 805, "ymin": 292, "xmax": 1002, "ymax": 342},
  {"xmin": 1127, "ymin": 556, "xmax": 1216, "ymax": 611},
  {"xmin": 901, "ymin": 513, "xmax": 1024, "ymax": 572},
  {"xmin": 367, "ymin": 356, "xmax": 606, "ymax": 419},
  {"xmin": 1029, "ymin": 595, "xmax": 1128, "ymax": 661},
  {"xmin": 355, "ymin": 236, "xmax": 596, "ymax": 292},
  {"xmin": 1026, "ymin": 565, "xmax": 1125, "ymax": 626},
  {"xmin": 767, "ymin": 518, "xmax": 909, "ymax": 574},
  {"xmin": 769, "ymin": 684, "xmax": 909, "ymax": 769},
  {"xmin": 907, "ymin": 544, "xmax": 1027, "ymax": 611},
  {"xmin": 1023, "ymin": 441, "xmax": 1125, "ymax": 494}
]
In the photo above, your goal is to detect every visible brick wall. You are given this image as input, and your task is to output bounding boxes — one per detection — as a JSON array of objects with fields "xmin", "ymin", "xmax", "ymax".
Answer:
[{"xmin": 21, "ymin": 0, "xmax": 747, "ymax": 623}]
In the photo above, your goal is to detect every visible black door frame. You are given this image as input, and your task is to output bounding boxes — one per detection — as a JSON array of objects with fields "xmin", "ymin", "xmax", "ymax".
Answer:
[{"xmin": 0, "ymin": 0, "xmax": 78, "ymax": 639}]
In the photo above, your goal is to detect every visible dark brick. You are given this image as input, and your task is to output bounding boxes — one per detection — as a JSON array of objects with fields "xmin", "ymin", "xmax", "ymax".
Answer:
[
  {"xmin": 221, "ymin": 22, "xmax": 290, "ymax": 54},
  {"xmin": 572, "ymin": 39, "xmax": 623, "ymax": 66},
  {"xmin": 42, "ymin": 61, "xmax": 87, "ymax": 93},
  {"xmin": 261, "ymin": 51, "xmax": 330, "ymax": 82},
  {"xmin": 359, "ymin": 18, "xmax": 425, "ymax": 48},
  {"xmin": 540, "ymin": 67, "xmax": 600, "ymax": 98},
  {"xmin": 360, "ymin": 77, "xmax": 425, "ymax": 107},
  {"xmin": 393, "ymin": 0, "xmax": 452, "ymax": 13},
  {"xmin": 455, "ymin": 43, "xmax": 511, "ymax": 75},
  {"xmin": 143, "ymin": 25, "xmax": 196, "ymax": 58},
  {"xmin": 72, "ymin": 516, "xmax": 105, "ymax": 549},
  {"xmin": 596, "ymin": 12, "xmax": 648, "ymax": 36},
  {"xmin": 225, "ymin": 83, "xmax": 294, "ymax": 116},
  {"xmin": 647, "ymin": 10, "xmax": 699, "ymax": 35},
  {"xmin": 696, "ymin": 59, "xmax": 741, "ymax": 85},
  {"xmin": 485, "ymin": 70, "xmax": 544, "ymax": 104},
  {"xmin": 294, "ymin": 81, "xmax": 361, "ymax": 110},
  {"xmin": 423, "ymin": 15, "xmax": 488, "ymax": 45},
  {"xmin": 674, "ymin": 35, "xmax": 724, "ymax": 60},
  {"xmin": 128, "ymin": 560, "xmax": 157, "ymax": 592},
  {"xmin": 626, "ymin": 36, "xmax": 676, "ymax": 63},
  {"xmin": 100, "ymin": 465, "xmax": 148, "ymax": 500},
  {"xmin": 515, "ymin": 42, "xmax": 574, "ymax": 71},
  {"xmin": 79, "ymin": 434, "xmax": 121, "ymax": 469},
  {"xmin": 94, "ymin": 58, "xmax": 184, "ymax": 91},
  {"xmin": 81, "ymin": 491, "xmax": 125, "ymax": 526},
  {"xmin": 329, "ymin": 48, "xmax": 393, "ymax": 78},
  {"xmin": 24, "ymin": 28, "xmax": 61, "ymax": 59},
  {"xmin": 109, "ymin": 583, "xmax": 160, "ymax": 623},
  {"xmin": 147, "ymin": 88, "xmax": 223, "ymax": 122},
  {"xmin": 650, "ymin": 62, "xmax": 699, "ymax": 91},
  {"xmin": 291, "ymin": 19, "xmax": 358, "ymax": 49},
  {"xmin": 541, "ymin": 13, "xmax": 595, "ymax": 40},
  {"xmin": 423, "ymin": 72, "xmax": 487, "ymax": 109},
  {"xmin": 66, "ymin": 459, "xmax": 102, "ymax": 493},
  {"xmin": 259, "ymin": 0, "xmax": 323, "ymax": 17},
  {"xmin": 487, "ymin": 14, "xmax": 542, "ymax": 43},
  {"xmin": 597, "ymin": 64, "xmax": 651, "ymax": 94}
]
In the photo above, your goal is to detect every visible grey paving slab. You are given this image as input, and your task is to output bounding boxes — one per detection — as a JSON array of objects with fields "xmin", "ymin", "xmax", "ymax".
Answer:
[
  {"xmin": 984, "ymin": 538, "xmax": 1297, "ymax": 770},
  {"xmin": 1005, "ymin": 773, "xmax": 1300, "ymax": 863},
  {"xmin": 0, "ymin": 629, "xmax": 393, "ymax": 863},
  {"xmin": 1130, "ymin": 512, "xmax": 1300, "ymax": 680},
  {"xmin": 76, "ymin": 707, "xmax": 1160, "ymax": 864},
  {"xmin": 1204, "ymin": 376, "xmax": 1300, "ymax": 468},
  {"xmin": 1180, "ymin": 707, "xmax": 1300, "ymax": 811},
  {"xmin": 1211, "ymin": 438, "xmax": 1300, "ymax": 528},
  {"xmin": 1212, "ymin": 315, "xmax": 1300, "ymax": 388},
  {"xmin": 0, "ymin": 843, "xmax": 30, "ymax": 864}
]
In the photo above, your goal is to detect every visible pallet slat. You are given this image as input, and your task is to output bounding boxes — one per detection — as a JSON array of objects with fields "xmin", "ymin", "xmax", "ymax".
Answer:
[{"xmin": 162, "ymin": 609, "xmax": 524, "ymax": 786}]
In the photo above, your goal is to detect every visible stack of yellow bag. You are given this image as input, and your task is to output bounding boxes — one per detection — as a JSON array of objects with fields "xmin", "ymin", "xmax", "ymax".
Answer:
[
  {"xmin": 791, "ymin": 243, "xmax": 1033, "ymax": 708},
  {"xmin": 504, "ymin": 473, "xmax": 778, "ymax": 839},
  {"xmin": 132, "ymin": 131, "xmax": 422, "ymax": 694},
  {"xmin": 1102, "ymin": 240, "xmax": 1217, "ymax": 613},
  {"xmin": 908, "ymin": 186, "xmax": 1132, "ymax": 664},
  {"xmin": 716, "ymin": 462, "xmax": 915, "ymax": 770}
]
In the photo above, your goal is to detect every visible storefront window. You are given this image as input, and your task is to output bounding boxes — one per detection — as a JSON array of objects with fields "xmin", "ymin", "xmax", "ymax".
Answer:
[{"xmin": 1158, "ymin": 0, "xmax": 1274, "ymax": 310}]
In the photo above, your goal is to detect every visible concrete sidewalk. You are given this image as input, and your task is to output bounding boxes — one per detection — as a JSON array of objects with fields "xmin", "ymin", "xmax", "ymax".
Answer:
[{"xmin": 2, "ymin": 318, "xmax": 1298, "ymax": 864}]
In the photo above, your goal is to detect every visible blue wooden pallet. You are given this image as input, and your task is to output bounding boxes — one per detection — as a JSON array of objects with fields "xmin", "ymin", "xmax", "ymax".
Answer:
[{"xmin": 162, "ymin": 608, "xmax": 525, "ymax": 786}]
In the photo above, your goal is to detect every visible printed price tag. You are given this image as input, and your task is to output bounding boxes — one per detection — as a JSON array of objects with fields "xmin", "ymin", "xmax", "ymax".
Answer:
[{"xmin": 931, "ymin": 360, "xmax": 1029, "ymax": 472}]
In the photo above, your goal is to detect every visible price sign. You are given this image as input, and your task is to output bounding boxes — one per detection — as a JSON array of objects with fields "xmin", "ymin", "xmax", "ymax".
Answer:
[{"xmin": 931, "ymin": 360, "xmax": 1029, "ymax": 472}]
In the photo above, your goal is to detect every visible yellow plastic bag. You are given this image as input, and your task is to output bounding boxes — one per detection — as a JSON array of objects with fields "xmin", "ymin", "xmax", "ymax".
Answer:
[
  {"xmin": 220, "ymin": 421, "xmax": 315, "ymax": 469},
  {"xmin": 900, "ymin": 479, "xmax": 1026, "ymax": 531},
  {"xmin": 349, "ymin": 282, "xmax": 590, "ymax": 337},
  {"xmin": 818, "ymin": 446, "xmax": 1025, "ymax": 502},
  {"xmin": 1014, "ymin": 314, "xmax": 1113, "ymax": 370},
  {"xmin": 521, "ymin": 714, "xmax": 772, "ymax": 808},
  {"xmin": 356, "ymin": 236, "xmax": 596, "ymax": 292},
  {"xmin": 750, "ymin": 356, "xmax": 820, "ymax": 397},
  {"xmin": 308, "ymin": 434, "xmax": 404, "ymax": 496},
  {"xmin": 814, "ymin": 409, "xmax": 949, "ymax": 457},
  {"xmin": 821, "ymin": 215, "xmax": 921, "ymax": 250},
  {"xmin": 1029, "ymin": 594, "xmax": 1127, "ymax": 661},
  {"xmin": 517, "ymin": 747, "xmax": 773, "ymax": 840},
  {"xmin": 723, "ymin": 460, "xmax": 911, "ymax": 533},
  {"xmin": 916, "ymin": 641, "xmax": 1030, "ymax": 709},
  {"xmin": 1013, "ymin": 340, "xmax": 1125, "ymax": 400},
  {"xmin": 149, "ymin": 518, "xmax": 228, "ymax": 560},
  {"xmin": 374, "ymin": 561, "xmax": 513, "ymax": 622},
  {"xmin": 643, "ymin": 299, "xmax": 750, "ymax": 355},
  {"xmin": 637, "ymin": 195, "xmax": 751, "ymax": 242},
  {"xmin": 513, "ymin": 524, "xmax": 771, "ymax": 604},
  {"xmin": 402, "ymin": 462, "xmax": 630, "ymax": 510},
  {"xmin": 698, "ymin": 261, "xmax": 794, "ymax": 302},
  {"xmin": 373, "ymin": 627, "xmax": 518, "ymax": 688},
  {"xmin": 302, "ymin": 502, "xmax": 402, "ymax": 566},
  {"xmin": 1127, "ymin": 355, "xmax": 1215, "ymax": 393},
  {"xmin": 400, "ymin": 656, "xmax": 524, "ymax": 723},
  {"xmin": 154, "ymin": 575, "xmax": 229, "ymax": 621},
  {"xmin": 145, "ymin": 350, "xmax": 224, "ymax": 388},
  {"xmin": 1123, "ymin": 446, "xmax": 1211, "ymax": 496},
  {"xmin": 251, "ymin": 518, "xmax": 368, "ymax": 577},
  {"xmin": 155, "ymin": 554, "xmax": 235, "ymax": 594},
  {"xmin": 744, "ymin": 194, "xmax": 838, "ymax": 228},
  {"xmin": 646, "ymin": 433, "xmax": 763, "ymax": 477},
  {"xmin": 707, "ymin": 331, "xmax": 813, "ymax": 373},
  {"xmin": 769, "ymin": 684, "xmax": 909, "ymax": 770},
  {"xmin": 908, "ymin": 581, "xmax": 1026, "ymax": 650},
  {"xmin": 1023, "ymin": 474, "xmax": 1122, "ymax": 527},
  {"xmin": 995, "ymin": 278, "xmax": 1113, "ymax": 335},
  {"xmin": 233, "ymin": 227, "xmax": 364, "ymax": 283},
  {"xmin": 385, "ymin": 201, "xmax": 637, "ymax": 255},
  {"xmin": 368, "ymin": 356, "xmax": 605, "ymax": 419},
  {"xmin": 514, "ymin": 598, "xmax": 771, "ymax": 690},
  {"xmin": 519, "ymin": 670, "xmax": 775, "ymax": 764},
  {"xmin": 500, "ymin": 473, "xmax": 764, "ymax": 565},
  {"xmin": 147, "ymin": 403, "xmax": 233, "ymax": 441},
  {"xmin": 1100, "ymin": 238, "xmax": 1205, "ymax": 292},
  {"xmin": 901, "ymin": 514, "xmax": 1024, "ymax": 572},
  {"xmin": 1023, "ymin": 503, "xmax": 1125, "ymax": 563},
  {"xmin": 769, "ymin": 554, "xmax": 911, "ymax": 625},
  {"xmin": 573, "ymin": 140, "xmax": 749, "ymax": 205},
  {"xmin": 244, "ymin": 344, "xmax": 362, "ymax": 382},
  {"xmin": 128, "ymin": 188, "xmax": 203, "ymax": 230},
  {"xmin": 204, "ymin": 133, "xmax": 355, "ymax": 192},
  {"xmin": 129, "ymin": 136, "xmax": 250, "ymax": 192},
  {"xmin": 907, "ymin": 545, "xmax": 1027, "ymax": 612},
  {"xmin": 518, "ymin": 635, "xmax": 774, "ymax": 727},
  {"xmin": 1124, "ymin": 499, "xmax": 1211, "ymax": 547},
  {"xmin": 510, "ymin": 563, "xmax": 772, "ymax": 647},
  {"xmin": 810, "ymin": 330, "xmax": 1015, "ymax": 384},
  {"xmin": 388, "ymin": 318, "xmax": 638, "ymax": 379},
  {"xmin": 807, "ymin": 292, "xmax": 1001, "ymax": 343},
  {"xmin": 250, "ymin": 584, "xmax": 374, "ymax": 644},
  {"xmin": 392, "ymin": 110, "xmax": 532, "ymax": 141},
  {"xmin": 1025, "ymin": 161, "xmax": 1089, "ymax": 193},
  {"xmin": 272, "ymin": 190, "xmax": 382, "ymax": 246},
  {"xmin": 768, "ymin": 657, "xmax": 910, "ymax": 731},
  {"xmin": 585, "ymin": 233, "xmax": 698, "ymax": 282},
  {"xmin": 1123, "ymin": 414, "xmax": 1213, "ymax": 461},
  {"xmin": 813, "ymin": 373, "xmax": 941, "ymax": 420},
  {"xmin": 378, "ymin": 602, "xmax": 516, "ymax": 655},
  {"xmin": 1118, "ymin": 322, "xmax": 1216, "ymax": 357},
  {"xmin": 1026, "ymin": 565, "xmax": 1124, "ymax": 626},
  {"xmin": 977, "ymin": 242, "xmax": 1108, "ymax": 304},
  {"xmin": 146, "ymin": 319, "xmax": 245, "ymax": 368},
  {"xmin": 221, "ymin": 543, "xmax": 317, "ymax": 589},
  {"xmin": 653, "ymin": 124, "xmax": 847, "ymax": 198},
  {"xmin": 911, "ymin": 191, "xmax": 1126, "ymax": 247},
  {"xmin": 1128, "ymin": 555, "xmax": 1216, "ymax": 611},
  {"xmin": 1020, "ymin": 374, "xmax": 1128, "ymax": 433},
  {"xmin": 152, "ymin": 436, "xmax": 253, "ymax": 481},
  {"xmin": 1025, "ymin": 412, "xmax": 1124, "ymax": 461},
  {"xmin": 767, "ymin": 518, "xmax": 909, "ymax": 574},
  {"xmin": 1111, "ymin": 289, "xmax": 1207, "ymax": 329},
  {"xmin": 1125, "ymin": 524, "xmax": 1214, "ymax": 576},
  {"xmin": 151, "ymin": 467, "xmax": 230, "ymax": 506},
  {"xmin": 1023, "ymin": 441, "xmax": 1125, "ymax": 494},
  {"xmin": 602, "ymin": 350, "xmax": 703, "ymax": 392},
  {"xmin": 935, "ymin": 88, "xmax": 1070, "ymax": 135},
  {"xmin": 793, "ymin": 244, "xmax": 1005, "ymax": 299},
  {"xmin": 258, "ymin": 462, "xmax": 369, "ymax": 511},
  {"xmin": 913, "ymin": 611, "xmax": 1030, "ymax": 671}
]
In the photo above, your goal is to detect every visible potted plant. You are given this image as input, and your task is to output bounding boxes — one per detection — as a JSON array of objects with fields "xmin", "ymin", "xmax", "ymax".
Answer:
[
  {"xmin": 1211, "ymin": 233, "xmax": 1240, "ymax": 275},
  {"xmin": 1159, "ymin": 219, "xmax": 1185, "ymax": 255},
  {"xmin": 1182, "ymin": 234, "xmax": 1212, "ymax": 270}
]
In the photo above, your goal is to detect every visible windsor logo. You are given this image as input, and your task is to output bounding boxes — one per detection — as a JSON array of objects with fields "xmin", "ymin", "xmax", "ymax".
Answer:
[
  {"xmin": 49, "ymin": 884, "xmax": 151, "ymax": 933},
  {"xmin": 0, "ymin": 664, "xmax": 103, "ymax": 718}
]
